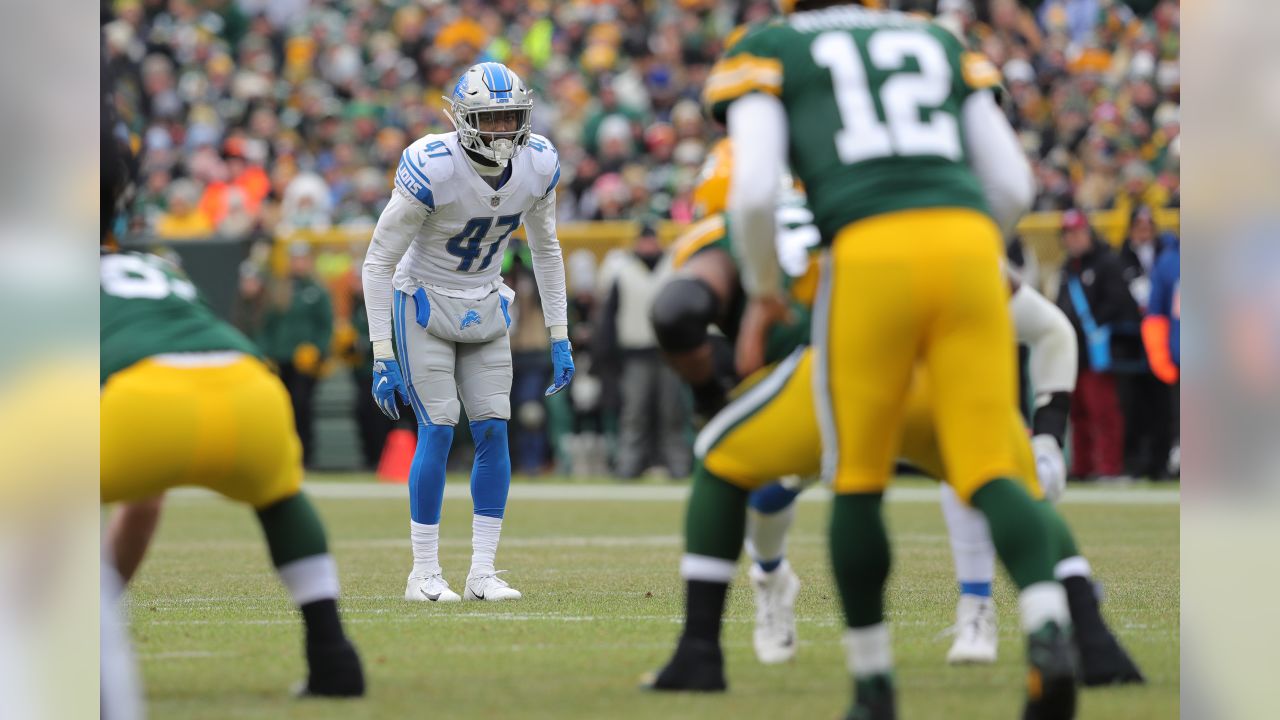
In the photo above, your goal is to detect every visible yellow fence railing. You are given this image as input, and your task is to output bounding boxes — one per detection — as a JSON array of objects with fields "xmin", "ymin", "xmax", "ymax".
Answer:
[{"xmin": 273, "ymin": 209, "xmax": 1180, "ymax": 277}]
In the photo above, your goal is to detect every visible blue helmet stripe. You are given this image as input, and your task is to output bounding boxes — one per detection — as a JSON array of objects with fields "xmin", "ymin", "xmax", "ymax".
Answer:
[
  {"xmin": 492, "ymin": 63, "xmax": 513, "ymax": 91},
  {"xmin": 481, "ymin": 62, "xmax": 513, "ymax": 100}
]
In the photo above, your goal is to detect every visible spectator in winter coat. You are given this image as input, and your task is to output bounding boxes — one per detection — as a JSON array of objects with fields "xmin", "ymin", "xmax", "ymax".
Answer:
[
  {"xmin": 1117, "ymin": 206, "xmax": 1176, "ymax": 478},
  {"xmin": 1142, "ymin": 232, "xmax": 1180, "ymax": 478},
  {"xmin": 595, "ymin": 225, "xmax": 690, "ymax": 479},
  {"xmin": 258, "ymin": 243, "xmax": 334, "ymax": 466},
  {"xmin": 1055, "ymin": 209, "xmax": 1141, "ymax": 479},
  {"xmin": 1142, "ymin": 232, "xmax": 1180, "ymax": 384}
]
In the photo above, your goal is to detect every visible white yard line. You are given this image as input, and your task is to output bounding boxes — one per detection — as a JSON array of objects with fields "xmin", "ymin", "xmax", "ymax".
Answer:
[
  {"xmin": 168, "ymin": 481, "xmax": 1179, "ymax": 505},
  {"xmin": 135, "ymin": 650, "xmax": 229, "ymax": 660},
  {"xmin": 151, "ymin": 532, "xmax": 953, "ymax": 552},
  {"xmin": 136, "ymin": 613, "xmax": 963, "ymax": 629},
  {"xmin": 132, "ymin": 611, "xmax": 1176, "ymax": 639}
]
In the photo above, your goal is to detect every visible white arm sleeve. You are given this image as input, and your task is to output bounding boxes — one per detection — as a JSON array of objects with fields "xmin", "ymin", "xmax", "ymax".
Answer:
[
  {"xmin": 1010, "ymin": 283, "xmax": 1077, "ymax": 399},
  {"xmin": 363, "ymin": 188, "xmax": 428, "ymax": 354},
  {"xmin": 961, "ymin": 90, "xmax": 1035, "ymax": 238},
  {"xmin": 727, "ymin": 93, "xmax": 788, "ymax": 298},
  {"xmin": 523, "ymin": 190, "xmax": 569, "ymax": 332}
]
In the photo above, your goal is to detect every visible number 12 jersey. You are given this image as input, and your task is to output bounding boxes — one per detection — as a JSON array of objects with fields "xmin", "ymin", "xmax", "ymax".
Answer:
[{"xmin": 704, "ymin": 6, "xmax": 1003, "ymax": 242}]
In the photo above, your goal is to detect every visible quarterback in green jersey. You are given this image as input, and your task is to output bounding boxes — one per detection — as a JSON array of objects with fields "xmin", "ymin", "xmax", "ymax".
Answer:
[
  {"xmin": 654, "ymin": 3, "xmax": 1079, "ymax": 719},
  {"xmin": 649, "ymin": 136, "xmax": 1143, "ymax": 690}
]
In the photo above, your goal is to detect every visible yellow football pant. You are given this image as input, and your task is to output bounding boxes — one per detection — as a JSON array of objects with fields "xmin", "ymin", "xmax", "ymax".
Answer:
[
  {"xmin": 815, "ymin": 207, "xmax": 1022, "ymax": 501},
  {"xmin": 101, "ymin": 355, "xmax": 303, "ymax": 508},
  {"xmin": 697, "ymin": 349, "xmax": 1039, "ymax": 499}
]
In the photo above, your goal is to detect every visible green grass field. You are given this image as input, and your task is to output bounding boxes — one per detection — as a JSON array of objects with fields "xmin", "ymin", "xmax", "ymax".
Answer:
[{"xmin": 126, "ymin": 477, "xmax": 1178, "ymax": 719}]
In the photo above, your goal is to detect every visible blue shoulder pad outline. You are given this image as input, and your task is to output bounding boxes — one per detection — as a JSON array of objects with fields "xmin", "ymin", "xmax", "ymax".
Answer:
[
  {"xmin": 544, "ymin": 160, "xmax": 561, "ymax": 198},
  {"xmin": 525, "ymin": 134, "xmax": 560, "ymax": 197},
  {"xmin": 395, "ymin": 136, "xmax": 456, "ymax": 211}
]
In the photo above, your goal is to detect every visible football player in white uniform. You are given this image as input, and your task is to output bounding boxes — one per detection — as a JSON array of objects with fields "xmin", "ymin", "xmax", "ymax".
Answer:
[{"xmin": 362, "ymin": 62, "xmax": 573, "ymax": 603}]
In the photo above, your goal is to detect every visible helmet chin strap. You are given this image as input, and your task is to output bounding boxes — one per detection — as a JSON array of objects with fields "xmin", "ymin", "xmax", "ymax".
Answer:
[{"xmin": 463, "ymin": 144, "xmax": 507, "ymax": 176}]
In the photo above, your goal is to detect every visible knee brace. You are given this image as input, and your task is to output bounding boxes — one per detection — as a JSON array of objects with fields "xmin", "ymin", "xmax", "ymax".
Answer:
[
  {"xmin": 651, "ymin": 276, "xmax": 720, "ymax": 354},
  {"xmin": 469, "ymin": 419, "xmax": 511, "ymax": 519},
  {"xmin": 749, "ymin": 482, "xmax": 802, "ymax": 514}
]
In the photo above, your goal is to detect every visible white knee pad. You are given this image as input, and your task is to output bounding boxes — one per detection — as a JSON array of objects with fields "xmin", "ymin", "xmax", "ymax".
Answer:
[
  {"xmin": 468, "ymin": 394, "xmax": 510, "ymax": 421},
  {"xmin": 423, "ymin": 396, "xmax": 461, "ymax": 426}
]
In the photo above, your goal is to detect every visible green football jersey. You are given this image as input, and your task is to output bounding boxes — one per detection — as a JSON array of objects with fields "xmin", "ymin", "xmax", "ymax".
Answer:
[
  {"xmin": 704, "ymin": 6, "xmax": 1002, "ymax": 242},
  {"xmin": 100, "ymin": 251, "xmax": 260, "ymax": 384}
]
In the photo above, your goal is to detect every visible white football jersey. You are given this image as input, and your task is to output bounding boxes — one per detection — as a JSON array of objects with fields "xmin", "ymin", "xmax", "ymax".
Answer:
[
  {"xmin": 363, "ymin": 131, "xmax": 568, "ymax": 345},
  {"xmin": 391, "ymin": 131, "xmax": 560, "ymax": 294}
]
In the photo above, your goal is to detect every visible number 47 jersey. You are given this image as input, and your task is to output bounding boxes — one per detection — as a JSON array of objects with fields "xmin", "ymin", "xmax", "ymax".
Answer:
[
  {"xmin": 363, "ymin": 130, "xmax": 566, "ymax": 344},
  {"xmin": 704, "ymin": 6, "xmax": 1002, "ymax": 243}
]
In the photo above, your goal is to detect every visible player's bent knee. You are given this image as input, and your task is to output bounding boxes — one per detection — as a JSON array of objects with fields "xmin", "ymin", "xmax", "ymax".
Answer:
[
  {"xmin": 702, "ymin": 451, "xmax": 774, "ymax": 492},
  {"xmin": 651, "ymin": 277, "xmax": 719, "ymax": 354},
  {"xmin": 425, "ymin": 397, "xmax": 461, "ymax": 426},
  {"xmin": 468, "ymin": 394, "xmax": 511, "ymax": 421},
  {"xmin": 749, "ymin": 482, "xmax": 801, "ymax": 514},
  {"xmin": 831, "ymin": 471, "xmax": 891, "ymax": 497}
]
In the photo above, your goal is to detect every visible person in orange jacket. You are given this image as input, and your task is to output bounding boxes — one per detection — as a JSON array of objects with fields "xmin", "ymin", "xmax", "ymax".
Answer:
[
  {"xmin": 1141, "ymin": 233, "xmax": 1179, "ymax": 478},
  {"xmin": 1142, "ymin": 233, "xmax": 1180, "ymax": 385}
]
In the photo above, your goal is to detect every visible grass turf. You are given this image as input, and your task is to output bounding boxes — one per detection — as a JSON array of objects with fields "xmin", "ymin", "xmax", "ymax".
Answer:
[{"xmin": 126, "ymin": 477, "xmax": 1178, "ymax": 719}]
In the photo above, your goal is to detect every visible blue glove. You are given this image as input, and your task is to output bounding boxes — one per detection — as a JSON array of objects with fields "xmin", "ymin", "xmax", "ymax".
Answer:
[
  {"xmin": 544, "ymin": 339, "xmax": 575, "ymax": 397},
  {"xmin": 372, "ymin": 359, "xmax": 409, "ymax": 420}
]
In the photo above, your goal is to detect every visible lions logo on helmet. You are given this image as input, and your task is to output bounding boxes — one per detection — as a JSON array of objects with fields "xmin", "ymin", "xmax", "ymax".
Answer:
[{"xmin": 443, "ymin": 62, "xmax": 534, "ymax": 164}]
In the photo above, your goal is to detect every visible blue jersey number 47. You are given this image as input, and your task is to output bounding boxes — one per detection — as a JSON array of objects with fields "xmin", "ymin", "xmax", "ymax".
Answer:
[{"xmin": 445, "ymin": 214, "xmax": 521, "ymax": 272}]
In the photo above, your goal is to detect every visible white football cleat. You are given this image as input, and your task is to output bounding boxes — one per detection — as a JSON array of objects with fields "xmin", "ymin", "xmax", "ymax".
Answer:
[
  {"xmin": 464, "ymin": 571, "xmax": 522, "ymax": 601},
  {"xmin": 749, "ymin": 560, "xmax": 801, "ymax": 664},
  {"xmin": 405, "ymin": 573, "xmax": 461, "ymax": 603},
  {"xmin": 945, "ymin": 594, "xmax": 998, "ymax": 664}
]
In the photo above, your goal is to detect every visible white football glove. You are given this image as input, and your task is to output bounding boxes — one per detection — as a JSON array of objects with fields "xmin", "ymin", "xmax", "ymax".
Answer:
[{"xmin": 1031, "ymin": 434, "xmax": 1067, "ymax": 503}]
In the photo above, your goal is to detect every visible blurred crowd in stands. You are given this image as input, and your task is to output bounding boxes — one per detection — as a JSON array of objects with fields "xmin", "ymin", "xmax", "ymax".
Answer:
[{"xmin": 104, "ymin": 0, "xmax": 1180, "ymax": 480}]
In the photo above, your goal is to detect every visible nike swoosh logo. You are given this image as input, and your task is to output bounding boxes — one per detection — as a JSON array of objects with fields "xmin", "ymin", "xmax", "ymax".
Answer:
[
  {"xmin": 423, "ymin": 591, "xmax": 441, "ymax": 601},
  {"xmin": 378, "ymin": 377, "xmax": 388, "ymax": 389},
  {"xmin": 472, "ymin": 588, "xmax": 485, "ymax": 600}
]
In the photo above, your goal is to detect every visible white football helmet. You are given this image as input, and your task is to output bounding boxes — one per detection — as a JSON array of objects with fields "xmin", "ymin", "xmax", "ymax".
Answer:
[{"xmin": 443, "ymin": 62, "xmax": 534, "ymax": 164}]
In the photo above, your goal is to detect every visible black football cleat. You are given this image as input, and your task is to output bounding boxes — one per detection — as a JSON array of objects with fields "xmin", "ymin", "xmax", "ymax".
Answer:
[
  {"xmin": 844, "ymin": 674, "xmax": 897, "ymax": 720},
  {"xmin": 297, "ymin": 637, "xmax": 366, "ymax": 698},
  {"xmin": 1023, "ymin": 621, "xmax": 1078, "ymax": 720},
  {"xmin": 1062, "ymin": 576, "xmax": 1145, "ymax": 686},
  {"xmin": 641, "ymin": 637, "xmax": 727, "ymax": 692},
  {"xmin": 1076, "ymin": 629, "xmax": 1146, "ymax": 686}
]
